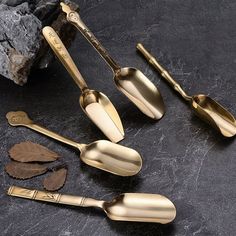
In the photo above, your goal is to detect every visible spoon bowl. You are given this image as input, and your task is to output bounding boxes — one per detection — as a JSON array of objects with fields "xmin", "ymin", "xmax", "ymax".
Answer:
[
  {"xmin": 114, "ymin": 67, "xmax": 165, "ymax": 119},
  {"xmin": 191, "ymin": 95, "xmax": 236, "ymax": 137},
  {"xmin": 103, "ymin": 193, "xmax": 176, "ymax": 224},
  {"xmin": 80, "ymin": 90, "xmax": 124, "ymax": 142},
  {"xmin": 81, "ymin": 140, "xmax": 142, "ymax": 176}
]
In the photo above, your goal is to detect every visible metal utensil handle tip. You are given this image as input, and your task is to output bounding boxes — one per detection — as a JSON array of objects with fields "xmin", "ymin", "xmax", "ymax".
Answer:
[
  {"xmin": 60, "ymin": 2, "xmax": 120, "ymax": 72},
  {"xmin": 42, "ymin": 26, "xmax": 88, "ymax": 91},
  {"xmin": 137, "ymin": 43, "xmax": 166, "ymax": 73}
]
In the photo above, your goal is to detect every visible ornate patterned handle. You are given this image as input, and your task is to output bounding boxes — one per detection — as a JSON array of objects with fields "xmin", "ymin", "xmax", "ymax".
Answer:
[
  {"xmin": 6, "ymin": 111, "xmax": 82, "ymax": 150},
  {"xmin": 61, "ymin": 3, "xmax": 120, "ymax": 72},
  {"xmin": 8, "ymin": 186, "xmax": 86, "ymax": 206},
  {"xmin": 7, "ymin": 186, "xmax": 104, "ymax": 209},
  {"xmin": 42, "ymin": 26, "xmax": 88, "ymax": 91},
  {"xmin": 6, "ymin": 111, "xmax": 33, "ymax": 126}
]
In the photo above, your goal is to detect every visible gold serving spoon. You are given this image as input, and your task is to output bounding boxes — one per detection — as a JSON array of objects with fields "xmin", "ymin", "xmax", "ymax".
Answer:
[
  {"xmin": 60, "ymin": 3, "xmax": 165, "ymax": 120},
  {"xmin": 6, "ymin": 111, "xmax": 142, "ymax": 176},
  {"xmin": 8, "ymin": 186, "xmax": 176, "ymax": 224},
  {"xmin": 42, "ymin": 26, "xmax": 124, "ymax": 143},
  {"xmin": 137, "ymin": 43, "xmax": 236, "ymax": 137}
]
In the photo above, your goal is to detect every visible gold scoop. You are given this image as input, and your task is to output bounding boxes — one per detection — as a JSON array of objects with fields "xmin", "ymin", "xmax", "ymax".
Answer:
[
  {"xmin": 6, "ymin": 111, "xmax": 142, "ymax": 176},
  {"xmin": 137, "ymin": 43, "xmax": 236, "ymax": 137},
  {"xmin": 8, "ymin": 186, "xmax": 176, "ymax": 224},
  {"xmin": 42, "ymin": 26, "xmax": 124, "ymax": 143},
  {"xmin": 60, "ymin": 3, "xmax": 165, "ymax": 120}
]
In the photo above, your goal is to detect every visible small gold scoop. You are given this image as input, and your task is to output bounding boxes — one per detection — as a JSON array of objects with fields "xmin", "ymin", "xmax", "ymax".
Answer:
[
  {"xmin": 60, "ymin": 3, "xmax": 165, "ymax": 120},
  {"xmin": 8, "ymin": 186, "xmax": 176, "ymax": 224},
  {"xmin": 137, "ymin": 43, "xmax": 236, "ymax": 137},
  {"xmin": 42, "ymin": 26, "xmax": 124, "ymax": 143},
  {"xmin": 6, "ymin": 111, "xmax": 142, "ymax": 176}
]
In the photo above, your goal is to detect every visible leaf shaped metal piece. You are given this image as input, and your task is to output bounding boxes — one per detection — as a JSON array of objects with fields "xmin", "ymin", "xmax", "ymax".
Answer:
[
  {"xmin": 5, "ymin": 161, "xmax": 48, "ymax": 179},
  {"xmin": 9, "ymin": 142, "xmax": 59, "ymax": 163},
  {"xmin": 43, "ymin": 167, "xmax": 67, "ymax": 191}
]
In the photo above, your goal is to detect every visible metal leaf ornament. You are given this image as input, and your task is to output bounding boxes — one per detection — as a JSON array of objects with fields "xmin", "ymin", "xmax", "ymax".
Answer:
[
  {"xmin": 5, "ymin": 161, "xmax": 48, "ymax": 179},
  {"xmin": 9, "ymin": 141, "xmax": 59, "ymax": 162},
  {"xmin": 43, "ymin": 167, "xmax": 68, "ymax": 191}
]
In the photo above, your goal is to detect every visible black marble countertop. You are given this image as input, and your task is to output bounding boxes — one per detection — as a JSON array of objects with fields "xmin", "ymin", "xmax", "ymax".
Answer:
[{"xmin": 0, "ymin": 0, "xmax": 235, "ymax": 235}]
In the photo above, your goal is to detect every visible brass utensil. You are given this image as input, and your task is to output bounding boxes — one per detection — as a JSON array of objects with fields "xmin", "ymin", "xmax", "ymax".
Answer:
[
  {"xmin": 6, "ymin": 111, "xmax": 142, "ymax": 176},
  {"xmin": 137, "ymin": 43, "xmax": 236, "ymax": 137},
  {"xmin": 42, "ymin": 26, "xmax": 124, "ymax": 143},
  {"xmin": 60, "ymin": 3, "xmax": 165, "ymax": 120},
  {"xmin": 8, "ymin": 186, "xmax": 176, "ymax": 224}
]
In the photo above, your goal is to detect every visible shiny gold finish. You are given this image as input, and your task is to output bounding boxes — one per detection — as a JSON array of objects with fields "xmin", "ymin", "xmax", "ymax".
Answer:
[
  {"xmin": 137, "ymin": 43, "xmax": 236, "ymax": 137},
  {"xmin": 42, "ymin": 26, "xmax": 124, "ymax": 143},
  {"xmin": 6, "ymin": 111, "xmax": 142, "ymax": 176},
  {"xmin": 60, "ymin": 3, "xmax": 165, "ymax": 120},
  {"xmin": 8, "ymin": 186, "xmax": 176, "ymax": 224}
]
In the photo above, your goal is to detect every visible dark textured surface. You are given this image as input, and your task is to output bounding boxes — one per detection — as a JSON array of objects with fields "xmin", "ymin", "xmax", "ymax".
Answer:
[{"xmin": 0, "ymin": 0, "xmax": 236, "ymax": 235}]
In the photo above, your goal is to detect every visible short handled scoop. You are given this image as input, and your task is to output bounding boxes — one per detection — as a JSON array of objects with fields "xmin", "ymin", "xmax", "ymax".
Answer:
[
  {"xmin": 60, "ymin": 3, "xmax": 165, "ymax": 120},
  {"xmin": 42, "ymin": 26, "xmax": 124, "ymax": 143},
  {"xmin": 137, "ymin": 43, "xmax": 236, "ymax": 137},
  {"xmin": 6, "ymin": 111, "xmax": 142, "ymax": 176},
  {"xmin": 8, "ymin": 186, "xmax": 176, "ymax": 224}
]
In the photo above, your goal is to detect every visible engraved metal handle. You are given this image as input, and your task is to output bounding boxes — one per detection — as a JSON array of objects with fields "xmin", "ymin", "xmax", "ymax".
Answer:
[
  {"xmin": 42, "ymin": 26, "xmax": 88, "ymax": 91},
  {"xmin": 137, "ymin": 43, "xmax": 191, "ymax": 101},
  {"xmin": 7, "ymin": 186, "xmax": 103, "ymax": 208},
  {"xmin": 6, "ymin": 111, "xmax": 82, "ymax": 150},
  {"xmin": 61, "ymin": 2, "xmax": 120, "ymax": 72}
]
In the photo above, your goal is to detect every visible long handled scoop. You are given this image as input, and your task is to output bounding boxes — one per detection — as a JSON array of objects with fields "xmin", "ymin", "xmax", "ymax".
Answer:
[
  {"xmin": 137, "ymin": 43, "xmax": 236, "ymax": 137},
  {"xmin": 8, "ymin": 186, "xmax": 176, "ymax": 224},
  {"xmin": 60, "ymin": 3, "xmax": 165, "ymax": 120},
  {"xmin": 42, "ymin": 26, "xmax": 124, "ymax": 143},
  {"xmin": 6, "ymin": 111, "xmax": 142, "ymax": 176}
]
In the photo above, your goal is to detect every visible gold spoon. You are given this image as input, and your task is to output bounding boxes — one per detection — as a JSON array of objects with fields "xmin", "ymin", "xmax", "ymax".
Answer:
[
  {"xmin": 42, "ymin": 26, "xmax": 124, "ymax": 143},
  {"xmin": 137, "ymin": 43, "xmax": 236, "ymax": 137},
  {"xmin": 60, "ymin": 3, "xmax": 165, "ymax": 120},
  {"xmin": 6, "ymin": 111, "xmax": 142, "ymax": 176},
  {"xmin": 8, "ymin": 186, "xmax": 176, "ymax": 224}
]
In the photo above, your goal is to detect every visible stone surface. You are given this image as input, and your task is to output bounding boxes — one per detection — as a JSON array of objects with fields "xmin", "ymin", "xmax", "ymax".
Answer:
[
  {"xmin": 0, "ymin": 0, "xmax": 77, "ymax": 85},
  {"xmin": 0, "ymin": 0, "xmax": 236, "ymax": 235}
]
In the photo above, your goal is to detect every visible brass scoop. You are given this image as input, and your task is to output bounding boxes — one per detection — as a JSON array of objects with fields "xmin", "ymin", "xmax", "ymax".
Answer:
[
  {"xmin": 42, "ymin": 26, "xmax": 124, "ymax": 143},
  {"xmin": 6, "ymin": 111, "xmax": 142, "ymax": 176},
  {"xmin": 60, "ymin": 3, "xmax": 165, "ymax": 120},
  {"xmin": 137, "ymin": 43, "xmax": 236, "ymax": 137},
  {"xmin": 8, "ymin": 186, "xmax": 176, "ymax": 224}
]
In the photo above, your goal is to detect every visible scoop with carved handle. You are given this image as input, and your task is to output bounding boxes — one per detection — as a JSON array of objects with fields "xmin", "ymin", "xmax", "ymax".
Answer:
[
  {"xmin": 7, "ymin": 186, "xmax": 176, "ymax": 224},
  {"xmin": 60, "ymin": 2, "xmax": 165, "ymax": 120},
  {"xmin": 6, "ymin": 111, "xmax": 142, "ymax": 176},
  {"xmin": 137, "ymin": 43, "xmax": 236, "ymax": 137},
  {"xmin": 42, "ymin": 26, "xmax": 124, "ymax": 143}
]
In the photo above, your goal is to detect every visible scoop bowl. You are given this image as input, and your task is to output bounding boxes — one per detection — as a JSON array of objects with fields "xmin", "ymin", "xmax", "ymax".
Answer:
[
  {"xmin": 103, "ymin": 193, "xmax": 176, "ymax": 224},
  {"xmin": 191, "ymin": 95, "xmax": 236, "ymax": 137},
  {"xmin": 80, "ymin": 89, "xmax": 124, "ymax": 143},
  {"xmin": 80, "ymin": 140, "xmax": 142, "ymax": 176},
  {"xmin": 114, "ymin": 67, "xmax": 165, "ymax": 120}
]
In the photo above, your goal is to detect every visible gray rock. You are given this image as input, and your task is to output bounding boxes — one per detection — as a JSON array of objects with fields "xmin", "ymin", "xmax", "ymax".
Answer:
[{"xmin": 0, "ymin": 0, "xmax": 78, "ymax": 85}]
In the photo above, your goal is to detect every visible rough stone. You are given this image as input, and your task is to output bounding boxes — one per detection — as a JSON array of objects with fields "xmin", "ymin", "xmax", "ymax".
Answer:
[{"xmin": 0, "ymin": 0, "xmax": 78, "ymax": 85}]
